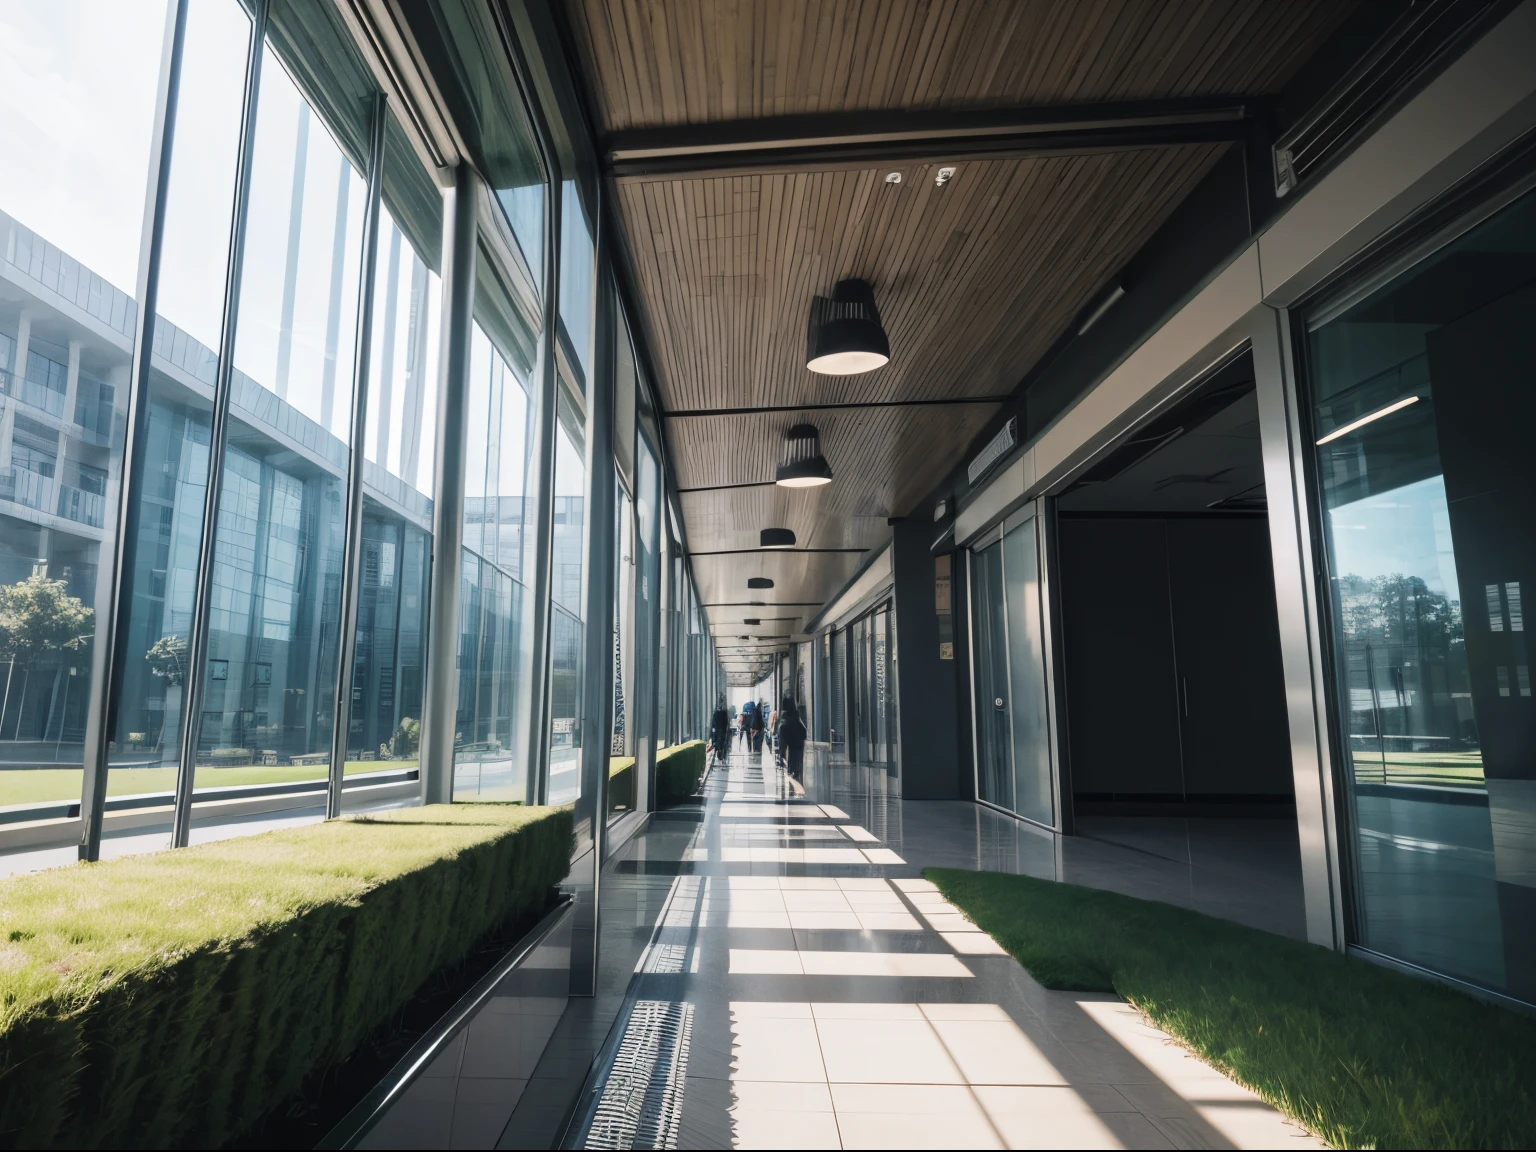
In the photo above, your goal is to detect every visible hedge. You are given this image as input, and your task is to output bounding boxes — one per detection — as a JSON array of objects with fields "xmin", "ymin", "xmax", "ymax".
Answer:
[
  {"xmin": 655, "ymin": 741, "xmax": 707, "ymax": 806},
  {"xmin": 608, "ymin": 757, "xmax": 636, "ymax": 810},
  {"xmin": 0, "ymin": 803, "xmax": 573, "ymax": 1148}
]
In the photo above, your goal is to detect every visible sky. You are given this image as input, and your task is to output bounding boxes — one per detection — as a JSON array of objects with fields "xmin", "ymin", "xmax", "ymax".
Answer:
[{"xmin": 0, "ymin": 0, "xmax": 166, "ymax": 294}]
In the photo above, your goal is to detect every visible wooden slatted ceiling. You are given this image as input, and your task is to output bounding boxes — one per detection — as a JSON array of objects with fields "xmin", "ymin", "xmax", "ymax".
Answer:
[
  {"xmin": 617, "ymin": 146, "xmax": 1223, "ymax": 414},
  {"xmin": 566, "ymin": 0, "xmax": 1353, "ymax": 131},
  {"xmin": 673, "ymin": 402, "xmax": 998, "ymax": 521},
  {"xmin": 688, "ymin": 550, "xmax": 868, "ymax": 618}
]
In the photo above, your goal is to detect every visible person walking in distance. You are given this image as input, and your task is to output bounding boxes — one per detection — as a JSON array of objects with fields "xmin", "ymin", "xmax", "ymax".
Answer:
[
  {"xmin": 710, "ymin": 697, "xmax": 732, "ymax": 764},
  {"xmin": 750, "ymin": 701, "xmax": 766, "ymax": 753},
  {"xmin": 776, "ymin": 695, "xmax": 808, "ymax": 784}
]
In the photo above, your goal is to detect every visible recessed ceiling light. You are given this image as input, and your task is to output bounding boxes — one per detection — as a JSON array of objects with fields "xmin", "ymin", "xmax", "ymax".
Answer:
[
  {"xmin": 884, "ymin": 171, "xmax": 901, "ymax": 185},
  {"xmin": 760, "ymin": 528, "xmax": 796, "ymax": 549},
  {"xmin": 806, "ymin": 278, "xmax": 889, "ymax": 375},
  {"xmin": 775, "ymin": 424, "xmax": 833, "ymax": 487},
  {"xmin": 936, "ymin": 166, "xmax": 956, "ymax": 187}
]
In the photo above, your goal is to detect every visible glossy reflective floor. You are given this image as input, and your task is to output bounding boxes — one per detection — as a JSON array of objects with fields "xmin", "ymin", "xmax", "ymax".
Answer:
[{"xmin": 570, "ymin": 748, "xmax": 1318, "ymax": 1150}]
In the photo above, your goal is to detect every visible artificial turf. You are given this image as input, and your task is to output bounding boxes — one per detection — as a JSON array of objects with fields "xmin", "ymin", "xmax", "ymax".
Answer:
[{"xmin": 926, "ymin": 867, "xmax": 1536, "ymax": 1149}]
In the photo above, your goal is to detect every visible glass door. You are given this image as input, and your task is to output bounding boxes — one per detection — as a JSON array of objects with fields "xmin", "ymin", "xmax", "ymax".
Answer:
[
  {"xmin": 1003, "ymin": 516, "xmax": 1054, "ymax": 826},
  {"xmin": 970, "ymin": 510, "xmax": 1056, "ymax": 825},
  {"xmin": 971, "ymin": 538, "xmax": 1012, "ymax": 807}
]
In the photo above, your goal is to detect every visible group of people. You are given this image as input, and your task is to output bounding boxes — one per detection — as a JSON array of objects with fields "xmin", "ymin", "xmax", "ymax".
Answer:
[{"xmin": 709, "ymin": 695, "xmax": 807, "ymax": 782}]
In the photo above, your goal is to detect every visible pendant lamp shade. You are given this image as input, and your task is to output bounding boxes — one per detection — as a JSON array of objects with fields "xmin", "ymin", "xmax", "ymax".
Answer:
[
  {"xmin": 743, "ymin": 618, "xmax": 762, "ymax": 625},
  {"xmin": 760, "ymin": 528, "xmax": 796, "ymax": 549},
  {"xmin": 748, "ymin": 577, "xmax": 775, "ymax": 589},
  {"xmin": 775, "ymin": 423, "xmax": 833, "ymax": 487},
  {"xmin": 807, "ymin": 278, "xmax": 890, "ymax": 374}
]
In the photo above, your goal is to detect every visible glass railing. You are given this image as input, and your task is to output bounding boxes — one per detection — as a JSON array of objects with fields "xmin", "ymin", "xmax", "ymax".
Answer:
[
  {"xmin": 57, "ymin": 484, "xmax": 106, "ymax": 528},
  {"xmin": 0, "ymin": 465, "xmax": 57, "ymax": 512},
  {"xmin": 1, "ymin": 369, "xmax": 67, "ymax": 417}
]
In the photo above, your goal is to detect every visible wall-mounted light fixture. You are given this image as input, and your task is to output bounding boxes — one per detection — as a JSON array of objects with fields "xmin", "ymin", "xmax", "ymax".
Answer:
[
  {"xmin": 775, "ymin": 424, "xmax": 833, "ymax": 487},
  {"xmin": 806, "ymin": 278, "xmax": 889, "ymax": 375}
]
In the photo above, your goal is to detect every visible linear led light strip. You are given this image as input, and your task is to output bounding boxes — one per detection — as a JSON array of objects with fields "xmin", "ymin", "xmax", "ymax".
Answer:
[{"xmin": 1316, "ymin": 395, "xmax": 1419, "ymax": 445}]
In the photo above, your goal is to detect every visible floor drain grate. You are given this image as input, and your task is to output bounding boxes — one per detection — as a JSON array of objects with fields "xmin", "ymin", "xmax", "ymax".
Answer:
[{"xmin": 586, "ymin": 1000, "xmax": 694, "ymax": 1149}]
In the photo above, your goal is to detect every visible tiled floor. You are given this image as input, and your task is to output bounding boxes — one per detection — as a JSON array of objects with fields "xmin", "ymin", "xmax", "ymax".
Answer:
[{"xmin": 571, "ymin": 749, "xmax": 1321, "ymax": 1150}]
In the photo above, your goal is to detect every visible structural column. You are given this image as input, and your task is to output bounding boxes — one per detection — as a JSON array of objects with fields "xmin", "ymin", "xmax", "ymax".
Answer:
[{"xmin": 419, "ymin": 162, "xmax": 478, "ymax": 806}]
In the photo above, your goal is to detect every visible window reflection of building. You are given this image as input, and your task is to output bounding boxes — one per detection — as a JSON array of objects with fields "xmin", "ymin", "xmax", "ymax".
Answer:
[{"xmin": 1310, "ymin": 186, "xmax": 1536, "ymax": 1003}]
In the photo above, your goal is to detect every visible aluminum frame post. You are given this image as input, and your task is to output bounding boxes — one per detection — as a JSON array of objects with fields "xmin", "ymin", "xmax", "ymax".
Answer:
[
  {"xmin": 170, "ymin": 0, "xmax": 268, "ymax": 849},
  {"xmin": 571, "ymin": 207, "xmax": 617, "ymax": 998},
  {"xmin": 523, "ymin": 184, "xmax": 562, "ymax": 806},
  {"xmin": 327, "ymin": 92, "xmax": 386, "ymax": 818},
  {"xmin": 420, "ymin": 162, "xmax": 478, "ymax": 807},
  {"xmin": 79, "ymin": 0, "xmax": 188, "ymax": 861}
]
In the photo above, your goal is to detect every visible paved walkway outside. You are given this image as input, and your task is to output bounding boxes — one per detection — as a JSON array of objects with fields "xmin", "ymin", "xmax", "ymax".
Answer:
[{"xmin": 575, "ymin": 747, "xmax": 1321, "ymax": 1150}]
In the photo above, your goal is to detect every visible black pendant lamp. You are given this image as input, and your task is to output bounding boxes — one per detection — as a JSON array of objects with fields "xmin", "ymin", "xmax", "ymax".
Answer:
[
  {"xmin": 775, "ymin": 424, "xmax": 833, "ymax": 488},
  {"xmin": 748, "ymin": 577, "xmax": 774, "ymax": 589},
  {"xmin": 806, "ymin": 278, "xmax": 890, "ymax": 375},
  {"xmin": 760, "ymin": 528, "xmax": 796, "ymax": 549},
  {"xmin": 743, "ymin": 618, "xmax": 762, "ymax": 625}
]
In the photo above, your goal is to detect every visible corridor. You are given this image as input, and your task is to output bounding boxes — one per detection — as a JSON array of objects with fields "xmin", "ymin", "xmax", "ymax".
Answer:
[{"xmin": 568, "ymin": 749, "xmax": 1320, "ymax": 1150}]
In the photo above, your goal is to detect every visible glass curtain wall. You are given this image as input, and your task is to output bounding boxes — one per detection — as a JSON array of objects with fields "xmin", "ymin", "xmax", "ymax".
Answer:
[
  {"xmin": 187, "ymin": 31, "xmax": 370, "ymax": 828},
  {"xmin": 632, "ymin": 433, "xmax": 660, "ymax": 780},
  {"xmin": 969, "ymin": 513, "xmax": 1054, "ymax": 826},
  {"xmin": 548, "ymin": 399, "xmax": 586, "ymax": 803},
  {"xmin": 0, "ymin": 0, "xmax": 173, "ymax": 820},
  {"xmin": 1306, "ymin": 185, "xmax": 1536, "ymax": 1003}
]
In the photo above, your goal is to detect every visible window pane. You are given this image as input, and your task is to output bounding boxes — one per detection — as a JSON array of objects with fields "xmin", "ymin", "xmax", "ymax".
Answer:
[
  {"xmin": 548, "ymin": 415, "xmax": 586, "ymax": 803},
  {"xmin": 1004, "ymin": 518, "xmax": 1052, "ymax": 826},
  {"xmin": 0, "ymin": 0, "xmax": 171, "ymax": 862},
  {"xmin": 1308, "ymin": 187, "xmax": 1536, "ymax": 1000},
  {"xmin": 339, "ymin": 195, "xmax": 440, "ymax": 812},
  {"xmin": 187, "ymin": 42, "xmax": 368, "ymax": 831},
  {"xmin": 454, "ymin": 323, "xmax": 536, "ymax": 802},
  {"xmin": 559, "ymin": 181, "xmax": 594, "ymax": 380}
]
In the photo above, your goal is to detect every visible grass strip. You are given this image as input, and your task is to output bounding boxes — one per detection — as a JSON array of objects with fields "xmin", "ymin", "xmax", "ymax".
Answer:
[
  {"xmin": 0, "ymin": 803, "xmax": 572, "ymax": 1148},
  {"xmin": 926, "ymin": 867, "xmax": 1536, "ymax": 1149},
  {"xmin": 655, "ymin": 741, "xmax": 706, "ymax": 806}
]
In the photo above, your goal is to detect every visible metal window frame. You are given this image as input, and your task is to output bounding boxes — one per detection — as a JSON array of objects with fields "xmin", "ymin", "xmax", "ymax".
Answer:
[
  {"xmin": 79, "ymin": 0, "xmax": 191, "ymax": 861},
  {"xmin": 419, "ymin": 162, "xmax": 479, "ymax": 806},
  {"xmin": 171, "ymin": 0, "xmax": 269, "ymax": 849},
  {"xmin": 327, "ymin": 92, "xmax": 387, "ymax": 818}
]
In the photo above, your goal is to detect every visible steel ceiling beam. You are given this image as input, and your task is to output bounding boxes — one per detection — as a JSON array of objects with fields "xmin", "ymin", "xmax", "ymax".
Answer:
[{"xmin": 605, "ymin": 98, "xmax": 1251, "ymax": 180}]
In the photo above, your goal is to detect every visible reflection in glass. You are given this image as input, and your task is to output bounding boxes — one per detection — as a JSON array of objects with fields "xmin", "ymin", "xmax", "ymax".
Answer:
[
  {"xmin": 339, "ymin": 202, "xmax": 439, "ymax": 811},
  {"xmin": 0, "ymin": 0, "xmax": 171, "ymax": 831},
  {"xmin": 1004, "ymin": 518, "xmax": 1053, "ymax": 826},
  {"xmin": 971, "ymin": 540, "xmax": 1010, "ymax": 808},
  {"xmin": 454, "ymin": 324, "xmax": 534, "ymax": 801},
  {"xmin": 1309, "ymin": 187, "xmax": 1536, "ymax": 1000},
  {"xmin": 548, "ymin": 415, "xmax": 586, "ymax": 803},
  {"xmin": 97, "ymin": 1, "xmax": 248, "ymax": 835},
  {"xmin": 188, "ymin": 45, "xmax": 367, "ymax": 810}
]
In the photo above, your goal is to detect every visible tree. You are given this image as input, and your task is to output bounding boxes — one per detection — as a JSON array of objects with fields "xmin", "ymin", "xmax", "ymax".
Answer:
[
  {"xmin": 146, "ymin": 634, "xmax": 189, "ymax": 754},
  {"xmin": 0, "ymin": 574, "xmax": 94, "ymax": 740}
]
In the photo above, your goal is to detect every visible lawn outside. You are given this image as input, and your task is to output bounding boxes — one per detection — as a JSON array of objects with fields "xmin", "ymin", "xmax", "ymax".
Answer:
[
  {"xmin": 927, "ymin": 867, "xmax": 1536, "ymax": 1150},
  {"xmin": 0, "ymin": 761, "xmax": 416, "ymax": 808}
]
